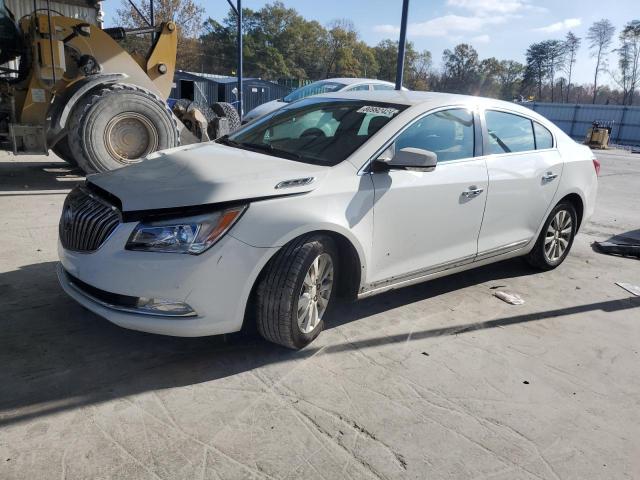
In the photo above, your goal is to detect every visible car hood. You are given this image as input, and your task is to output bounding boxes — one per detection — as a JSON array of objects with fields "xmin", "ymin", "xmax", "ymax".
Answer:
[
  {"xmin": 244, "ymin": 100, "xmax": 286, "ymax": 122},
  {"xmin": 88, "ymin": 142, "xmax": 327, "ymax": 213}
]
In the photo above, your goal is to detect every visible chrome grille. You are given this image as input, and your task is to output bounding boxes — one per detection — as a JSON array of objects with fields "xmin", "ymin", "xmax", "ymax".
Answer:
[{"xmin": 59, "ymin": 186, "xmax": 121, "ymax": 252}]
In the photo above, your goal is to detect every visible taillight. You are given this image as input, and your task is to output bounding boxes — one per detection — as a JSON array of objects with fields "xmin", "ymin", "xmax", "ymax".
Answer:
[{"xmin": 592, "ymin": 158, "xmax": 601, "ymax": 176}]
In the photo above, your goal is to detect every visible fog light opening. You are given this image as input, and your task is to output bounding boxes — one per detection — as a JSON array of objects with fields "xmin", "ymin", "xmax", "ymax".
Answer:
[{"xmin": 135, "ymin": 297, "xmax": 196, "ymax": 316}]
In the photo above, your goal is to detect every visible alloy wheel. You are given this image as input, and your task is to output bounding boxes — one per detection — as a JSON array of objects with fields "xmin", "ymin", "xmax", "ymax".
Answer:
[
  {"xmin": 544, "ymin": 209, "xmax": 573, "ymax": 263},
  {"xmin": 297, "ymin": 253, "xmax": 334, "ymax": 334}
]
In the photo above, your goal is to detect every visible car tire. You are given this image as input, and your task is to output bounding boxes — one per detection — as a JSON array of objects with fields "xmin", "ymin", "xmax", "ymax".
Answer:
[
  {"xmin": 256, "ymin": 235, "xmax": 337, "ymax": 349},
  {"xmin": 525, "ymin": 202, "xmax": 577, "ymax": 271}
]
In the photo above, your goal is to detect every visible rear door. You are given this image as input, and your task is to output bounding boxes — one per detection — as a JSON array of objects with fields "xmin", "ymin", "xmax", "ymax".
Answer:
[{"xmin": 477, "ymin": 109, "xmax": 563, "ymax": 257}]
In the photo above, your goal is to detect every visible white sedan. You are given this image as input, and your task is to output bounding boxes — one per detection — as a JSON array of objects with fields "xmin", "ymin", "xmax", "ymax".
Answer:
[
  {"xmin": 57, "ymin": 91, "xmax": 598, "ymax": 349},
  {"xmin": 242, "ymin": 77, "xmax": 398, "ymax": 123}
]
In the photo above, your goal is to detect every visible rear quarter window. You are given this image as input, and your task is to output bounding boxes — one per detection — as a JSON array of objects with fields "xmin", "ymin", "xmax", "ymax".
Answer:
[{"xmin": 534, "ymin": 122, "xmax": 554, "ymax": 149}]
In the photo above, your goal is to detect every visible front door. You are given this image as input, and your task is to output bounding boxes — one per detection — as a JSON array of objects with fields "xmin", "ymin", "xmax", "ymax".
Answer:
[{"xmin": 369, "ymin": 108, "xmax": 488, "ymax": 286}]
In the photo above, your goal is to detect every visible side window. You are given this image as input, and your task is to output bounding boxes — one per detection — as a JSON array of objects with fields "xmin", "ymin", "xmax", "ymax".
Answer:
[
  {"xmin": 394, "ymin": 108, "xmax": 475, "ymax": 162},
  {"xmin": 534, "ymin": 122, "xmax": 553, "ymax": 149},
  {"xmin": 347, "ymin": 84, "xmax": 371, "ymax": 91},
  {"xmin": 485, "ymin": 110, "xmax": 535, "ymax": 154},
  {"xmin": 373, "ymin": 83, "xmax": 394, "ymax": 91}
]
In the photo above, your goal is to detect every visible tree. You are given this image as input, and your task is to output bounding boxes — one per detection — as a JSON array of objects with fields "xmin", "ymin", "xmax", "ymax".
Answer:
[
  {"xmin": 321, "ymin": 20, "xmax": 362, "ymax": 78},
  {"xmin": 441, "ymin": 43, "xmax": 479, "ymax": 94},
  {"xmin": 115, "ymin": 0, "xmax": 205, "ymax": 72},
  {"xmin": 524, "ymin": 42, "xmax": 548, "ymax": 100},
  {"xmin": 406, "ymin": 50, "xmax": 432, "ymax": 91},
  {"xmin": 372, "ymin": 39, "xmax": 420, "ymax": 85},
  {"xmin": 497, "ymin": 60, "xmax": 524, "ymax": 100},
  {"xmin": 477, "ymin": 57, "xmax": 502, "ymax": 97},
  {"xmin": 616, "ymin": 20, "xmax": 640, "ymax": 105},
  {"xmin": 587, "ymin": 19, "xmax": 615, "ymax": 104},
  {"xmin": 563, "ymin": 32, "xmax": 581, "ymax": 103},
  {"xmin": 542, "ymin": 40, "xmax": 566, "ymax": 102}
]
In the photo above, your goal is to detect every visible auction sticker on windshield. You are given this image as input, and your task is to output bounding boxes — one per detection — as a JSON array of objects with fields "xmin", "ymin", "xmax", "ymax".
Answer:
[{"xmin": 357, "ymin": 106, "xmax": 400, "ymax": 117}]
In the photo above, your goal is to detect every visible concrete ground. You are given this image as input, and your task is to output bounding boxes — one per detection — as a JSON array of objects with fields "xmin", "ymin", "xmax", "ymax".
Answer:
[{"xmin": 1, "ymin": 149, "xmax": 639, "ymax": 480}]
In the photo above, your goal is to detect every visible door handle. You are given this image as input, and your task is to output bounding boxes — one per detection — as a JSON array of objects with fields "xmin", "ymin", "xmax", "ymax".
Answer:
[
  {"xmin": 542, "ymin": 172, "xmax": 558, "ymax": 181},
  {"xmin": 462, "ymin": 186, "xmax": 484, "ymax": 198}
]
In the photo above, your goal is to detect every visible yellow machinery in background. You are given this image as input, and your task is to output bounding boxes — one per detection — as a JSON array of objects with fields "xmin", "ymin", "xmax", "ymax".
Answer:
[
  {"xmin": 584, "ymin": 121, "xmax": 612, "ymax": 150},
  {"xmin": 0, "ymin": 1, "xmax": 238, "ymax": 173}
]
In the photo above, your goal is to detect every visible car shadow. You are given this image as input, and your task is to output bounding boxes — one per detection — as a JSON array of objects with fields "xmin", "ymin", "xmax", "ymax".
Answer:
[
  {"xmin": 0, "ymin": 158, "xmax": 84, "ymax": 194},
  {"xmin": 1, "ymin": 259, "xmax": 638, "ymax": 428}
]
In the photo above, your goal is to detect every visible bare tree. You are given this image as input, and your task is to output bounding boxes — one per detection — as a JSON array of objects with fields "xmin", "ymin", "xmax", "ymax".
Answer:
[
  {"xmin": 563, "ymin": 32, "xmax": 581, "ymax": 103},
  {"xmin": 115, "ymin": 0, "xmax": 205, "ymax": 71},
  {"xmin": 587, "ymin": 19, "xmax": 615, "ymax": 104},
  {"xmin": 618, "ymin": 20, "xmax": 640, "ymax": 105}
]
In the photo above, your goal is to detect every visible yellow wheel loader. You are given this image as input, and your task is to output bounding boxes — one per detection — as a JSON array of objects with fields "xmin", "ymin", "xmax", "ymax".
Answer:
[{"xmin": 0, "ymin": 1, "xmax": 239, "ymax": 173}]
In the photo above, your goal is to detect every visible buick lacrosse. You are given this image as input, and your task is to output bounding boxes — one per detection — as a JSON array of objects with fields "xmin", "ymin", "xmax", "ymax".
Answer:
[{"xmin": 58, "ymin": 91, "xmax": 598, "ymax": 349}]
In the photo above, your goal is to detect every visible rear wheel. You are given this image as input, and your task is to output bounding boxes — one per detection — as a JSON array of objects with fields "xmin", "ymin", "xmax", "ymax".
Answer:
[
  {"xmin": 526, "ymin": 202, "xmax": 577, "ymax": 270},
  {"xmin": 256, "ymin": 235, "xmax": 337, "ymax": 349},
  {"xmin": 68, "ymin": 84, "xmax": 179, "ymax": 173}
]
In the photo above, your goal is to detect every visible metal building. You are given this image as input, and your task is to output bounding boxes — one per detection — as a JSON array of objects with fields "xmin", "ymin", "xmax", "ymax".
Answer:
[
  {"xmin": 3, "ymin": 1, "xmax": 102, "ymax": 75},
  {"xmin": 171, "ymin": 71, "xmax": 291, "ymax": 114},
  {"xmin": 526, "ymin": 102, "xmax": 640, "ymax": 147},
  {"xmin": 5, "ymin": 0, "xmax": 101, "ymax": 24}
]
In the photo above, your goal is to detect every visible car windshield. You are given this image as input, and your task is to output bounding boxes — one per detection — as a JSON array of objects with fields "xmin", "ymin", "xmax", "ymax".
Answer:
[
  {"xmin": 220, "ymin": 98, "xmax": 407, "ymax": 166},
  {"xmin": 283, "ymin": 81, "xmax": 346, "ymax": 102}
]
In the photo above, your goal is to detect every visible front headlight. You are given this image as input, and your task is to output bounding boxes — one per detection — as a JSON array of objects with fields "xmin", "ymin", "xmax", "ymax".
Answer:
[{"xmin": 126, "ymin": 205, "xmax": 247, "ymax": 254}]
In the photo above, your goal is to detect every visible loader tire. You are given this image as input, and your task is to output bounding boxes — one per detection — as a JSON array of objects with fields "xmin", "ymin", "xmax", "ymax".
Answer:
[
  {"xmin": 211, "ymin": 102, "xmax": 241, "ymax": 132},
  {"xmin": 68, "ymin": 84, "xmax": 179, "ymax": 173},
  {"xmin": 51, "ymin": 136, "xmax": 78, "ymax": 167}
]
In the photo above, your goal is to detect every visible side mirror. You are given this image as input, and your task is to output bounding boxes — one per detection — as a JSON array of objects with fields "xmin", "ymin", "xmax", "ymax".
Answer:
[{"xmin": 376, "ymin": 146, "xmax": 437, "ymax": 172}]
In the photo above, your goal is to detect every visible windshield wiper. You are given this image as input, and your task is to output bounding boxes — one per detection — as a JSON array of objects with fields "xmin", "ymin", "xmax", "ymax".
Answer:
[
  {"xmin": 240, "ymin": 142, "xmax": 301, "ymax": 160},
  {"xmin": 216, "ymin": 135, "xmax": 241, "ymax": 147}
]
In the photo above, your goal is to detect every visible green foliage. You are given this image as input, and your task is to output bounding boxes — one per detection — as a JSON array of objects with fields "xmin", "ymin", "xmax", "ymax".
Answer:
[{"xmin": 115, "ymin": 3, "xmax": 633, "ymax": 105}]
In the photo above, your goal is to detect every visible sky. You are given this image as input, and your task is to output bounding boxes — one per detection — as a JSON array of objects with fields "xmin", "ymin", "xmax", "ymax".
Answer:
[{"xmin": 104, "ymin": 0, "xmax": 637, "ymax": 86}]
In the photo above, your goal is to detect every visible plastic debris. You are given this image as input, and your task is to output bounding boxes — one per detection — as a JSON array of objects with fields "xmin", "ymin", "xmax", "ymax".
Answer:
[
  {"xmin": 594, "ymin": 241, "xmax": 640, "ymax": 258},
  {"xmin": 493, "ymin": 291, "xmax": 525, "ymax": 305},
  {"xmin": 615, "ymin": 282, "xmax": 640, "ymax": 296}
]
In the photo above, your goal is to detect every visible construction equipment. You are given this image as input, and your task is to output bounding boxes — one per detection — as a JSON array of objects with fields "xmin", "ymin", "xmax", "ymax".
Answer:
[
  {"xmin": 584, "ymin": 121, "xmax": 612, "ymax": 150},
  {"xmin": 0, "ymin": 1, "xmax": 239, "ymax": 173}
]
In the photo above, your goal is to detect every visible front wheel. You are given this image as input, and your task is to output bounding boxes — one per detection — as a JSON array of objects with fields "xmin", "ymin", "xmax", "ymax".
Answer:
[
  {"xmin": 526, "ymin": 202, "xmax": 577, "ymax": 270},
  {"xmin": 256, "ymin": 235, "xmax": 337, "ymax": 349}
]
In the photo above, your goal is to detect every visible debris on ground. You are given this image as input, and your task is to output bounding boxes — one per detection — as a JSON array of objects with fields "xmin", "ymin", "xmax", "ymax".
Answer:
[
  {"xmin": 594, "ymin": 241, "xmax": 640, "ymax": 258},
  {"xmin": 615, "ymin": 282, "xmax": 640, "ymax": 296},
  {"xmin": 493, "ymin": 291, "xmax": 525, "ymax": 305}
]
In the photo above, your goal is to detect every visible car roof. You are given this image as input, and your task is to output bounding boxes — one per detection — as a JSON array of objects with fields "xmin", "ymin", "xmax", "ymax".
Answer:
[
  {"xmin": 313, "ymin": 90, "xmax": 543, "ymax": 117},
  {"xmin": 324, "ymin": 77, "xmax": 395, "ymax": 86}
]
